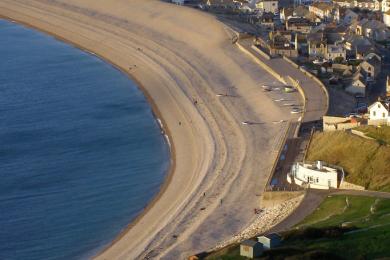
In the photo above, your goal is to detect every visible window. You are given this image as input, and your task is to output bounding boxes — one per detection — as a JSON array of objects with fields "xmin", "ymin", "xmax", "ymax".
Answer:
[
  {"xmin": 384, "ymin": 113, "xmax": 386, "ymax": 118},
  {"xmin": 373, "ymin": 111, "xmax": 376, "ymax": 116}
]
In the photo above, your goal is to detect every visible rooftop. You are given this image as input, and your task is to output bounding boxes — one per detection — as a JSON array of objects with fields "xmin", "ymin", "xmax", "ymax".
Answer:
[{"xmin": 241, "ymin": 239, "xmax": 259, "ymax": 247}]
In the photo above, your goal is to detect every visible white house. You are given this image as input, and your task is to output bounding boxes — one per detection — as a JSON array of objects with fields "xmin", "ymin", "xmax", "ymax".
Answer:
[
  {"xmin": 288, "ymin": 161, "xmax": 343, "ymax": 189},
  {"xmin": 384, "ymin": 10, "xmax": 390, "ymax": 27},
  {"xmin": 256, "ymin": 0, "xmax": 278, "ymax": 13},
  {"xmin": 308, "ymin": 2, "xmax": 334, "ymax": 20},
  {"xmin": 368, "ymin": 101, "xmax": 390, "ymax": 125},
  {"xmin": 382, "ymin": 0, "xmax": 390, "ymax": 12}
]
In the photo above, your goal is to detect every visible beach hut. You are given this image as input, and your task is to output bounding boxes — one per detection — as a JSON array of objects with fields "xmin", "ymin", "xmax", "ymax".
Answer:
[
  {"xmin": 240, "ymin": 239, "xmax": 263, "ymax": 258},
  {"xmin": 257, "ymin": 233, "xmax": 281, "ymax": 250}
]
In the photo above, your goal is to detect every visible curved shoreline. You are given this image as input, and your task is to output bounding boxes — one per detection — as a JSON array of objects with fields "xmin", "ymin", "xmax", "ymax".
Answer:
[
  {"xmin": 0, "ymin": 2, "xmax": 217, "ymax": 258},
  {"xmin": 0, "ymin": 14, "xmax": 176, "ymax": 246},
  {"xmin": 0, "ymin": 1, "xmax": 303, "ymax": 259},
  {"xmin": 0, "ymin": 12, "xmax": 180, "ymax": 255}
]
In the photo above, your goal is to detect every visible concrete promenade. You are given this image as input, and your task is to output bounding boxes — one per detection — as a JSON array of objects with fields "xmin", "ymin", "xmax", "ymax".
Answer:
[{"xmin": 239, "ymin": 38, "xmax": 328, "ymax": 123}]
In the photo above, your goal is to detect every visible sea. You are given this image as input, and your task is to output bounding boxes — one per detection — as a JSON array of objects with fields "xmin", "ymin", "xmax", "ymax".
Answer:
[{"xmin": 0, "ymin": 19, "xmax": 170, "ymax": 260}]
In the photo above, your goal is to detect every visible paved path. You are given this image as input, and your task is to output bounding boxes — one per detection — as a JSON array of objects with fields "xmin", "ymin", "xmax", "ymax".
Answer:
[
  {"xmin": 267, "ymin": 189, "xmax": 390, "ymax": 234},
  {"xmin": 239, "ymin": 38, "xmax": 328, "ymax": 123}
]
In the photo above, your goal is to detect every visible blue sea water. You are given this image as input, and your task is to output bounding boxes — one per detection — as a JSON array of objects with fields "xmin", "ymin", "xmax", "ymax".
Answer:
[{"xmin": 0, "ymin": 20, "xmax": 169, "ymax": 260}]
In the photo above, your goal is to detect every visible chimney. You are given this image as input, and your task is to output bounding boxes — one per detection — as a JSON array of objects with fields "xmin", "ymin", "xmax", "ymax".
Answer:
[{"xmin": 316, "ymin": 161, "xmax": 323, "ymax": 170}]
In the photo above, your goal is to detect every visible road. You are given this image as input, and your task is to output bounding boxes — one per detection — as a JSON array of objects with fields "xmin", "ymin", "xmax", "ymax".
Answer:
[{"xmin": 239, "ymin": 38, "xmax": 329, "ymax": 123}]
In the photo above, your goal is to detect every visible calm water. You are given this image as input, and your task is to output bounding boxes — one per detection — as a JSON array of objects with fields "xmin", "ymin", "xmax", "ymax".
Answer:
[{"xmin": 0, "ymin": 20, "xmax": 169, "ymax": 259}]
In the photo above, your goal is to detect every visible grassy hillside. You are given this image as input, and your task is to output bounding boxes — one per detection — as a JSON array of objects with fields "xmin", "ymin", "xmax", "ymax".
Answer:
[
  {"xmin": 306, "ymin": 131, "xmax": 390, "ymax": 191},
  {"xmin": 356, "ymin": 125, "xmax": 390, "ymax": 145},
  {"xmin": 284, "ymin": 195, "xmax": 390, "ymax": 259},
  {"xmin": 206, "ymin": 195, "xmax": 390, "ymax": 260}
]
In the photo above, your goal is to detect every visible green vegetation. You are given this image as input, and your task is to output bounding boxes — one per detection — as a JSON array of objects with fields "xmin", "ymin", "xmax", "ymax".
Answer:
[
  {"xmin": 356, "ymin": 125, "xmax": 390, "ymax": 145},
  {"xmin": 206, "ymin": 195, "xmax": 390, "ymax": 260},
  {"xmin": 285, "ymin": 195, "xmax": 390, "ymax": 259},
  {"xmin": 306, "ymin": 131, "xmax": 390, "ymax": 191}
]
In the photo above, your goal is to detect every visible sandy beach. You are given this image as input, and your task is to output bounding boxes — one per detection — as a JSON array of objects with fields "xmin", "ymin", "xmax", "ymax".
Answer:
[{"xmin": 0, "ymin": 0, "xmax": 301, "ymax": 259}]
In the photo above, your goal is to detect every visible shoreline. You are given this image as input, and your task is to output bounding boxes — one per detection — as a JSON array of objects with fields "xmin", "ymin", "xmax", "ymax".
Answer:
[
  {"xmin": 0, "ymin": 1, "xmax": 301, "ymax": 258},
  {"xmin": 0, "ymin": 14, "xmax": 178, "ymax": 256}
]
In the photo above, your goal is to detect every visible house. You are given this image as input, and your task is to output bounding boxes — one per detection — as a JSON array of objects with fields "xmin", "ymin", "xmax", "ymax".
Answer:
[
  {"xmin": 356, "ymin": 19, "xmax": 389, "ymax": 41},
  {"xmin": 269, "ymin": 32, "xmax": 299, "ymax": 57},
  {"xmin": 333, "ymin": 0, "xmax": 355, "ymax": 8},
  {"xmin": 384, "ymin": 10, "xmax": 390, "ymax": 27},
  {"xmin": 286, "ymin": 17, "xmax": 313, "ymax": 33},
  {"xmin": 346, "ymin": 72, "xmax": 366, "ymax": 96},
  {"xmin": 258, "ymin": 12, "xmax": 275, "ymax": 29},
  {"xmin": 307, "ymin": 33, "xmax": 327, "ymax": 58},
  {"xmin": 360, "ymin": 53, "xmax": 381, "ymax": 80},
  {"xmin": 356, "ymin": 45, "xmax": 377, "ymax": 59},
  {"xmin": 308, "ymin": 2, "xmax": 335, "ymax": 21},
  {"xmin": 295, "ymin": 33, "xmax": 308, "ymax": 54},
  {"xmin": 387, "ymin": 76, "xmax": 390, "ymax": 96},
  {"xmin": 240, "ymin": 240, "xmax": 263, "ymax": 258},
  {"xmin": 383, "ymin": 0, "xmax": 390, "ymax": 12},
  {"xmin": 255, "ymin": 0, "xmax": 278, "ymax": 13},
  {"xmin": 293, "ymin": 5, "xmax": 313, "ymax": 20},
  {"xmin": 257, "ymin": 233, "xmax": 281, "ymax": 250},
  {"xmin": 353, "ymin": 0, "xmax": 380, "ymax": 10},
  {"xmin": 368, "ymin": 100, "xmax": 390, "ymax": 125},
  {"xmin": 326, "ymin": 44, "xmax": 346, "ymax": 61},
  {"xmin": 339, "ymin": 9, "xmax": 358, "ymax": 25},
  {"xmin": 294, "ymin": 0, "xmax": 314, "ymax": 5},
  {"xmin": 280, "ymin": 7, "xmax": 294, "ymax": 22},
  {"xmin": 343, "ymin": 34, "xmax": 374, "ymax": 58},
  {"xmin": 323, "ymin": 116, "xmax": 363, "ymax": 131},
  {"xmin": 206, "ymin": 0, "xmax": 237, "ymax": 8},
  {"xmin": 288, "ymin": 161, "xmax": 344, "ymax": 189}
]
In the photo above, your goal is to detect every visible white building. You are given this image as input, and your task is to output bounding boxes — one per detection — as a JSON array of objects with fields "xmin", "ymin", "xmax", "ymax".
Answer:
[
  {"xmin": 368, "ymin": 101, "xmax": 390, "ymax": 125},
  {"xmin": 308, "ymin": 2, "xmax": 334, "ymax": 20},
  {"xmin": 384, "ymin": 10, "xmax": 390, "ymax": 27},
  {"xmin": 256, "ymin": 0, "xmax": 278, "ymax": 13},
  {"xmin": 382, "ymin": 0, "xmax": 390, "ymax": 12},
  {"xmin": 288, "ymin": 161, "xmax": 343, "ymax": 189}
]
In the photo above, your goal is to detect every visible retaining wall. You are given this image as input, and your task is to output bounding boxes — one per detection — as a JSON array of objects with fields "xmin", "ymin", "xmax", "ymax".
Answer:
[{"xmin": 283, "ymin": 56, "xmax": 329, "ymax": 115}]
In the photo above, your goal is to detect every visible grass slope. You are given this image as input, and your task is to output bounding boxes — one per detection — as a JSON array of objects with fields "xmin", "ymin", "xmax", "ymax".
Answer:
[
  {"xmin": 286, "ymin": 195, "xmax": 390, "ymax": 259},
  {"xmin": 356, "ymin": 125, "xmax": 390, "ymax": 145},
  {"xmin": 306, "ymin": 131, "xmax": 390, "ymax": 191},
  {"xmin": 207, "ymin": 195, "xmax": 390, "ymax": 260}
]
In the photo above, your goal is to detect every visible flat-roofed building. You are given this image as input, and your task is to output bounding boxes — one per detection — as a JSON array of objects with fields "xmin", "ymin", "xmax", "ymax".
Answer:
[{"xmin": 288, "ymin": 161, "xmax": 344, "ymax": 189}]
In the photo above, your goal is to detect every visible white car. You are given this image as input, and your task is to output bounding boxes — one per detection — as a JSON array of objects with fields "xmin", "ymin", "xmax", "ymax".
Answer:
[
  {"xmin": 290, "ymin": 108, "xmax": 302, "ymax": 114},
  {"xmin": 262, "ymin": 85, "xmax": 272, "ymax": 91}
]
